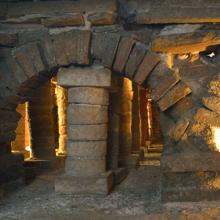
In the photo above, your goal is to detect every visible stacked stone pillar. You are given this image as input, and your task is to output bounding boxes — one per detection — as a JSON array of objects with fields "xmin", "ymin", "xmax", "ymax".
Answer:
[
  {"xmin": 119, "ymin": 78, "xmax": 138, "ymax": 168},
  {"xmin": 55, "ymin": 85, "xmax": 68, "ymax": 155},
  {"xmin": 131, "ymin": 83, "xmax": 144, "ymax": 160},
  {"xmin": 55, "ymin": 66, "xmax": 113, "ymax": 194}
]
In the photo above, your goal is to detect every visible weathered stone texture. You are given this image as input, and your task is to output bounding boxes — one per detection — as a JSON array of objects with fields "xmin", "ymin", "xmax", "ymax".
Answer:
[
  {"xmin": 203, "ymin": 96, "xmax": 220, "ymax": 115},
  {"xmin": 171, "ymin": 118, "xmax": 190, "ymax": 142},
  {"xmin": 0, "ymin": 3, "xmax": 7, "ymax": 20},
  {"xmin": 121, "ymin": 1, "xmax": 220, "ymax": 24},
  {"xmin": 42, "ymin": 14, "xmax": 84, "ymax": 27},
  {"xmin": 67, "ymin": 104, "xmax": 108, "ymax": 125},
  {"xmin": 7, "ymin": 0, "xmax": 117, "ymax": 18},
  {"xmin": 91, "ymin": 32, "xmax": 120, "ymax": 68},
  {"xmin": 125, "ymin": 43, "xmax": 146, "ymax": 79},
  {"xmin": 64, "ymin": 30, "xmax": 91, "ymax": 65},
  {"xmin": 113, "ymin": 36, "xmax": 134, "ymax": 73},
  {"xmin": 12, "ymin": 43, "xmax": 45, "ymax": 78},
  {"xmin": 151, "ymin": 70, "xmax": 180, "ymax": 101},
  {"xmin": 68, "ymin": 124, "xmax": 108, "ymax": 141},
  {"xmin": 88, "ymin": 12, "xmax": 117, "ymax": 25},
  {"xmin": 67, "ymin": 141, "xmax": 107, "ymax": 157},
  {"xmin": 158, "ymin": 82, "xmax": 192, "ymax": 111},
  {"xmin": 55, "ymin": 171, "xmax": 113, "ymax": 195},
  {"xmin": 0, "ymin": 32, "xmax": 18, "ymax": 47},
  {"xmin": 65, "ymin": 157, "xmax": 106, "ymax": 177},
  {"xmin": 51, "ymin": 30, "xmax": 90, "ymax": 66},
  {"xmin": 57, "ymin": 66, "xmax": 111, "ymax": 88},
  {"xmin": 50, "ymin": 32, "xmax": 68, "ymax": 66},
  {"xmin": 68, "ymin": 87, "xmax": 109, "ymax": 105},
  {"xmin": 134, "ymin": 52, "xmax": 160, "ymax": 84},
  {"xmin": 152, "ymin": 24, "xmax": 220, "ymax": 53}
]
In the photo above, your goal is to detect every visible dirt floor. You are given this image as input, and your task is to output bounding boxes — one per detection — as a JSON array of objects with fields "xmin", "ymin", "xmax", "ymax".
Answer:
[{"xmin": 1, "ymin": 164, "xmax": 220, "ymax": 220}]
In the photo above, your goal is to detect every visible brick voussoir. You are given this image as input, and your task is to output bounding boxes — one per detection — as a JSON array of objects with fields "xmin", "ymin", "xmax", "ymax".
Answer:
[
  {"xmin": 133, "ymin": 52, "xmax": 160, "ymax": 85},
  {"xmin": 157, "ymin": 81, "xmax": 192, "ymax": 111},
  {"xmin": 64, "ymin": 29, "xmax": 91, "ymax": 65},
  {"xmin": 151, "ymin": 70, "xmax": 180, "ymax": 102},
  {"xmin": 12, "ymin": 43, "xmax": 41, "ymax": 79},
  {"xmin": 125, "ymin": 42, "xmax": 147, "ymax": 79},
  {"xmin": 91, "ymin": 32, "xmax": 121, "ymax": 68},
  {"xmin": 113, "ymin": 36, "xmax": 135, "ymax": 73}
]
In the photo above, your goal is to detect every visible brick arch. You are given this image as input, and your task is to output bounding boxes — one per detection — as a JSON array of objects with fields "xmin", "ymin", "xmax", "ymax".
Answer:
[{"xmin": 1, "ymin": 29, "xmax": 220, "ymax": 201}]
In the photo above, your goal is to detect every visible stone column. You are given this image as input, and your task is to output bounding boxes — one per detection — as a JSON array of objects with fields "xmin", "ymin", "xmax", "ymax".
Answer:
[
  {"xmin": 107, "ymin": 75, "xmax": 128, "ymax": 184},
  {"xmin": 119, "ymin": 78, "xmax": 138, "ymax": 168},
  {"xmin": 55, "ymin": 66, "xmax": 113, "ymax": 195},
  {"xmin": 55, "ymin": 85, "xmax": 68, "ymax": 155},
  {"xmin": 29, "ymin": 81, "xmax": 57, "ymax": 160},
  {"xmin": 131, "ymin": 83, "xmax": 144, "ymax": 160}
]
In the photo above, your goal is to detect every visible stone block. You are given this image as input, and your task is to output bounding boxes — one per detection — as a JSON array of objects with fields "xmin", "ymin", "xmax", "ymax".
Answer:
[
  {"xmin": 113, "ymin": 167, "xmax": 128, "ymax": 185},
  {"xmin": 68, "ymin": 87, "xmax": 109, "ymax": 105},
  {"xmin": 168, "ymin": 95, "xmax": 193, "ymax": 120},
  {"xmin": 88, "ymin": 11, "xmax": 117, "ymax": 25},
  {"xmin": 151, "ymin": 24, "xmax": 220, "ymax": 53},
  {"xmin": 42, "ymin": 13, "xmax": 84, "ymax": 27},
  {"xmin": 2, "ymin": 49, "xmax": 28, "ymax": 85},
  {"xmin": 158, "ymin": 82, "xmax": 192, "ymax": 111},
  {"xmin": 0, "ymin": 32, "xmax": 18, "ymax": 47},
  {"xmin": 125, "ymin": 43, "xmax": 146, "ymax": 79},
  {"xmin": 12, "ymin": 42, "xmax": 46, "ymax": 78},
  {"xmin": 39, "ymin": 35, "xmax": 57, "ymax": 70},
  {"xmin": 131, "ymin": 1, "xmax": 220, "ymax": 25},
  {"xmin": 170, "ymin": 118, "xmax": 190, "ymax": 142},
  {"xmin": 67, "ymin": 141, "xmax": 107, "ymax": 157},
  {"xmin": 67, "ymin": 104, "xmax": 108, "ymax": 125},
  {"xmin": 113, "ymin": 36, "xmax": 135, "ymax": 73},
  {"xmin": 7, "ymin": 1, "xmax": 117, "ymax": 18},
  {"xmin": 91, "ymin": 32, "xmax": 120, "ymax": 68},
  {"xmin": 50, "ymin": 31, "xmax": 68, "ymax": 66},
  {"xmin": 68, "ymin": 124, "xmax": 108, "ymax": 141},
  {"xmin": 0, "ymin": 153, "xmax": 24, "ymax": 185},
  {"xmin": 57, "ymin": 66, "xmax": 111, "ymax": 88},
  {"xmin": 65, "ymin": 157, "xmax": 105, "ymax": 176},
  {"xmin": 151, "ymin": 70, "xmax": 180, "ymax": 101},
  {"xmin": 203, "ymin": 96, "xmax": 220, "ymax": 115},
  {"xmin": 55, "ymin": 171, "xmax": 113, "ymax": 195},
  {"xmin": 134, "ymin": 52, "xmax": 160, "ymax": 85},
  {"xmin": 0, "ymin": 3, "xmax": 7, "ymax": 19},
  {"xmin": 64, "ymin": 29, "xmax": 91, "ymax": 65}
]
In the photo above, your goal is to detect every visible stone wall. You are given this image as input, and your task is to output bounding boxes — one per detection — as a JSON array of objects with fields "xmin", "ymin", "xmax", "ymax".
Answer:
[{"xmin": 1, "ymin": 0, "xmax": 220, "ymax": 202}]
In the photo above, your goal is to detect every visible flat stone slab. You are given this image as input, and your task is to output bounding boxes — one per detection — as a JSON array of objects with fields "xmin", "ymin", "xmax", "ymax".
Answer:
[
  {"xmin": 67, "ymin": 104, "xmax": 108, "ymax": 125},
  {"xmin": 57, "ymin": 66, "xmax": 111, "ymax": 88},
  {"xmin": 151, "ymin": 24, "xmax": 220, "ymax": 53},
  {"xmin": 68, "ymin": 124, "xmax": 108, "ymax": 141},
  {"xmin": 55, "ymin": 171, "xmax": 113, "ymax": 195},
  {"xmin": 65, "ymin": 157, "xmax": 106, "ymax": 177},
  {"xmin": 7, "ymin": 0, "xmax": 117, "ymax": 18},
  {"xmin": 67, "ymin": 141, "xmax": 107, "ymax": 157},
  {"xmin": 120, "ymin": 0, "xmax": 220, "ymax": 24},
  {"xmin": 68, "ymin": 87, "xmax": 109, "ymax": 105},
  {"xmin": 157, "ymin": 82, "xmax": 192, "ymax": 111}
]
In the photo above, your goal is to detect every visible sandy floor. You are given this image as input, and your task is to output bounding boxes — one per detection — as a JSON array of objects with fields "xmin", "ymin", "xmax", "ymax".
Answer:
[{"xmin": 1, "ymin": 165, "xmax": 220, "ymax": 220}]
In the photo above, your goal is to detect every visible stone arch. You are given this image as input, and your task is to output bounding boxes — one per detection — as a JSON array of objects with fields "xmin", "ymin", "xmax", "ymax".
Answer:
[{"xmin": 1, "ymin": 28, "xmax": 220, "ymax": 202}]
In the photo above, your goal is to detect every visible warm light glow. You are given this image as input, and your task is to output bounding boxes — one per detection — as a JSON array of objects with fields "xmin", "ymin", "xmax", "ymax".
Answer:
[
  {"xmin": 214, "ymin": 127, "xmax": 220, "ymax": 151},
  {"xmin": 25, "ymin": 146, "xmax": 33, "ymax": 158}
]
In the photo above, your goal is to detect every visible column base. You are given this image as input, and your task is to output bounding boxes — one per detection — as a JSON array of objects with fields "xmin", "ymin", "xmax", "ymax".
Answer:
[
  {"xmin": 161, "ymin": 152, "xmax": 220, "ymax": 202},
  {"xmin": 132, "ymin": 148, "xmax": 145, "ymax": 161},
  {"xmin": 55, "ymin": 171, "xmax": 113, "ymax": 195},
  {"xmin": 113, "ymin": 167, "xmax": 128, "ymax": 185},
  {"xmin": 119, "ymin": 155, "xmax": 139, "ymax": 169}
]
